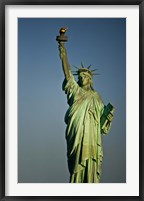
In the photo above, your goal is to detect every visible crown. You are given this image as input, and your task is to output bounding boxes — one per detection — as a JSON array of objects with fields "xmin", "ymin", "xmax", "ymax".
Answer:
[{"xmin": 72, "ymin": 62, "xmax": 99, "ymax": 76}]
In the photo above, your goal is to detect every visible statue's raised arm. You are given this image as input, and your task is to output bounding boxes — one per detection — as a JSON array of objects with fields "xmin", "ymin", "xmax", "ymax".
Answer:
[{"xmin": 56, "ymin": 28, "xmax": 71, "ymax": 80}]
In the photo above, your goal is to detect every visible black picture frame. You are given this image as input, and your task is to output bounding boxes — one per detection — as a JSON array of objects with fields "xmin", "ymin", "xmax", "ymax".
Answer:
[{"xmin": 0, "ymin": 0, "xmax": 143, "ymax": 200}]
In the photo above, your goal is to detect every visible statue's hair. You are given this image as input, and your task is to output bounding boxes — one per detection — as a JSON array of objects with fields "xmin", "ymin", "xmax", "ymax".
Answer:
[{"xmin": 90, "ymin": 79, "xmax": 94, "ymax": 90}]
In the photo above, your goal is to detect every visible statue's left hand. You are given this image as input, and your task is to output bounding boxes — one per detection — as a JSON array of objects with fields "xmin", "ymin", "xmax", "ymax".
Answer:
[{"xmin": 107, "ymin": 108, "xmax": 114, "ymax": 122}]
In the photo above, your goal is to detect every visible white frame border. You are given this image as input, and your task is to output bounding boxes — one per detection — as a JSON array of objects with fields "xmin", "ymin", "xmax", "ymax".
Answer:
[{"xmin": 5, "ymin": 5, "xmax": 139, "ymax": 196}]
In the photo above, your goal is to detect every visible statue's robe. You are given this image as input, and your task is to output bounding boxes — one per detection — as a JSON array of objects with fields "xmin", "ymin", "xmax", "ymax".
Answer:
[{"xmin": 63, "ymin": 74, "xmax": 112, "ymax": 183}]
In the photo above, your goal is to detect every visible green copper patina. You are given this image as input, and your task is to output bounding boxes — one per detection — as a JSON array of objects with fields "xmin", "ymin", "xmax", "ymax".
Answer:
[{"xmin": 56, "ymin": 28, "xmax": 114, "ymax": 183}]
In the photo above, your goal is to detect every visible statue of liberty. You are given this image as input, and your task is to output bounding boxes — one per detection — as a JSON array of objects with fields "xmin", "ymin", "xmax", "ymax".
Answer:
[{"xmin": 56, "ymin": 28, "xmax": 114, "ymax": 183}]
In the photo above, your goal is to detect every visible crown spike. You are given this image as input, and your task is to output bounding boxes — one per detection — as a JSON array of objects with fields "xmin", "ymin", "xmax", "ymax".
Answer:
[
  {"xmin": 72, "ymin": 65, "xmax": 79, "ymax": 70},
  {"xmin": 91, "ymin": 69, "xmax": 98, "ymax": 72},
  {"xmin": 92, "ymin": 73, "xmax": 100, "ymax": 75},
  {"xmin": 87, "ymin": 65, "xmax": 92, "ymax": 69},
  {"xmin": 81, "ymin": 62, "xmax": 84, "ymax": 68}
]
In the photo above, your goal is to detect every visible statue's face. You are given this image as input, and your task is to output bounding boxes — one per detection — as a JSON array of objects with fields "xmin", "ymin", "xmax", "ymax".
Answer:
[{"xmin": 78, "ymin": 72, "xmax": 91, "ymax": 87}]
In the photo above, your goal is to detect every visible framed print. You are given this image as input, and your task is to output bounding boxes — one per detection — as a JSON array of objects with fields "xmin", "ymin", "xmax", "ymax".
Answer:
[{"xmin": 0, "ymin": 0, "xmax": 143, "ymax": 200}]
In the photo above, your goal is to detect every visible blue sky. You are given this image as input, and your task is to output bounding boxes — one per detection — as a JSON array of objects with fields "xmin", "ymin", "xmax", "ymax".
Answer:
[{"xmin": 18, "ymin": 18, "xmax": 126, "ymax": 183}]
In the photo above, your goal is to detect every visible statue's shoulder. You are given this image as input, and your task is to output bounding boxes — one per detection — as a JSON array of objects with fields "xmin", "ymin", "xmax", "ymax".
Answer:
[
  {"xmin": 62, "ymin": 73, "xmax": 79, "ymax": 92},
  {"xmin": 93, "ymin": 90, "xmax": 103, "ymax": 103}
]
